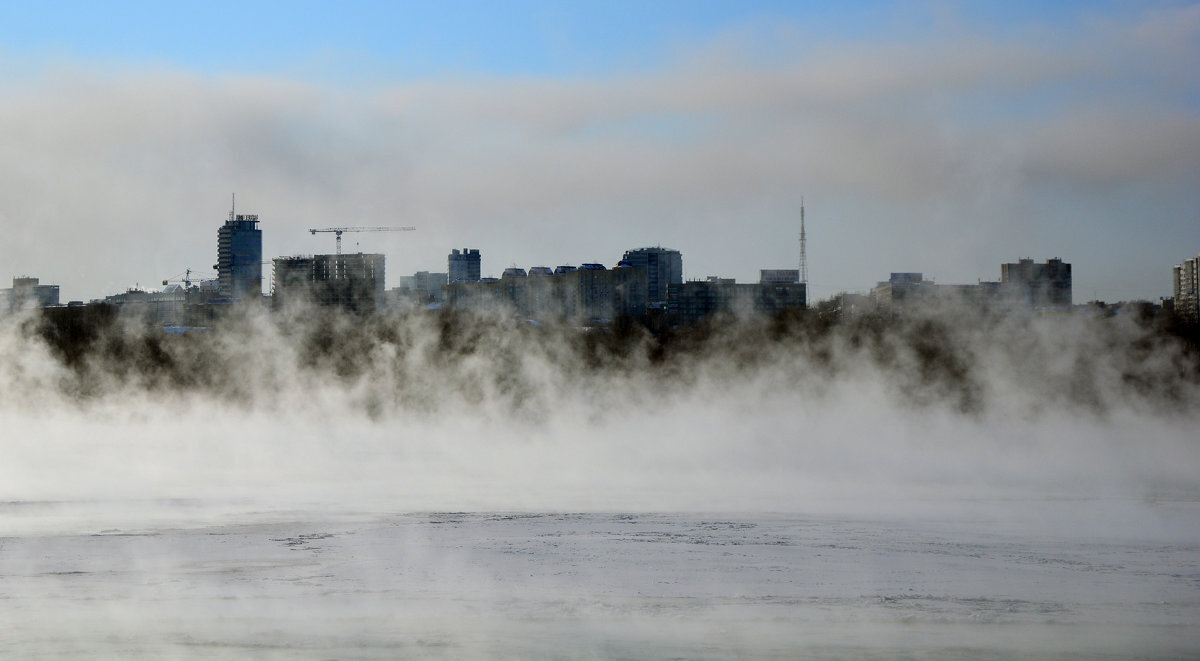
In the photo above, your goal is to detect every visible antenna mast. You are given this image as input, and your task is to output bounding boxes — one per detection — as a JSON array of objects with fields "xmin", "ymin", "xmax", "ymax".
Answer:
[{"xmin": 799, "ymin": 197, "xmax": 808, "ymax": 285}]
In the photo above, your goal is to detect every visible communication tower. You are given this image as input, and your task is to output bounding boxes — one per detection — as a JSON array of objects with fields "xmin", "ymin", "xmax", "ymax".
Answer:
[{"xmin": 799, "ymin": 197, "xmax": 808, "ymax": 285}]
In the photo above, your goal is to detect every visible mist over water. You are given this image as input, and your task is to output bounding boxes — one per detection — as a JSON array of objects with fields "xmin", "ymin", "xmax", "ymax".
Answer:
[
  {"xmin": 1, "ymin": 305, "xmax": 1197, "ymax": 539},
  {"xmin": 3, "ymin": 305, "xmax": 1199, "ymax": 658},
  {"xmin": 3, "ymin": 305, "xmax": 1199, "ymax": 519}
]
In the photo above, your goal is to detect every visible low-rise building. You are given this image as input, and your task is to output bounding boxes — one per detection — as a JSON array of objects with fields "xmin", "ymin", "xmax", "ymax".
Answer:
[
  {"xmin": 391, "ymin": 271, "xmax": 448, "ymax": 308},
  {"xmin": 872, "ymin": 273, "xmax": 1005, "ymax": 315},
  {"xmin": 667, "ymin": 273, "xmax": 806, "ymax": 326},
  {"xmin": 872, "ymin": 273, "xmax": 934, "ymax": 313},
  {"xmin": 2, "ymin": 276, "xmax": 60, "ymax": 312},
  {"xmin": 102, "ymin": 285, "xmax": 190, "ymax": 325},
  {"xmin": 757, "ymin": 270, "xmax": 807, "ymax": 316}
]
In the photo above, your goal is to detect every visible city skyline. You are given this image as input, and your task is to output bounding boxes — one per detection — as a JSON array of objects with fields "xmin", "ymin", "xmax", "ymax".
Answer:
[{"xmin": 1, "ymin": 1, "xmax": 1197, "ymax": 303}]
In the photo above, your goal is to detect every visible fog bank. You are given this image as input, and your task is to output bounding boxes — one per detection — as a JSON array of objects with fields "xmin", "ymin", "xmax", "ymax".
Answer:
[{"xmin": 2, "ymin": 306, "xmax": 1198, "ymax": 527}]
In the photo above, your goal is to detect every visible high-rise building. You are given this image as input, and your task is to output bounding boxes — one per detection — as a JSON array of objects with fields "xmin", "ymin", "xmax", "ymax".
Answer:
[
  {"xmin": 872, "ymin": 273, "xmax": 932, "ymax": 312},
  {"xmin": 1001, "ymin": 258, "xmax": 1071, "ymax": 308},
  {"xmin": 448, "ymin": 248, "xmax": 481, "ymax": 283},
  {"xmin": 666, "ymin": 277, "xmax": 755, "ymax": 325},
  {"xmin": 215, "ymin": 211, "xmax": 262, "ymax": 301},
  {"xmin": 665, "ymin": 272, "xmax": 806, "ymax": 326},
  {"xmin": 1173, "ymin": 254, "xmax": 1199, "ymax": 322},
  {"xmin": 621, "ymin": 247, "xmax": 683, "ymax": 308}
]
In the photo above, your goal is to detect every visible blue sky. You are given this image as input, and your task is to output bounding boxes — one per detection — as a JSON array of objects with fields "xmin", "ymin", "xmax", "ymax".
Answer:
[
  {"xmin": 0, "ymin": 1, "xmax": 1197, "ymax": 302},
  {"xmin": 0, "ymin": 1, "xmax": 1136, "ymax": 78},
  {"xmin": 5, "ymin": 1, "xmax": 790, "ymax": 76}
]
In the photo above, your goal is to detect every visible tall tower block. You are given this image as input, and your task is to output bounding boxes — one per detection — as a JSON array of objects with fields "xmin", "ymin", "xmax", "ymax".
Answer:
[{"xmin": 215, "ymin": 200, "xmax": 263, "ymax": 301}]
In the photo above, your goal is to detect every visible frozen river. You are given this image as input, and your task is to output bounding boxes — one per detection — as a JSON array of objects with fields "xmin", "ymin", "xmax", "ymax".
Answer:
[
  {"xmin": 3, "ymin": 500, "xmax": 1198, "ymax": 659},
  {"xmin": 4, "ymin": 310, "xmax": 1200, "ymax": 657}
]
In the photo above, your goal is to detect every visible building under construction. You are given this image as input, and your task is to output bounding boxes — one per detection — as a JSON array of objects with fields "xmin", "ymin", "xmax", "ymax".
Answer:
[{"xmin": 272, "ymin": 253, "xmax": 386, "ymax": 314}]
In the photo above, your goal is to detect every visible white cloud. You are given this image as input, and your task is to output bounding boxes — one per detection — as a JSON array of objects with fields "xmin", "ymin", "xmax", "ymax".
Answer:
[{"xmin": 0, "ymin": 6, "xmax": 1197, "ymax": 301}]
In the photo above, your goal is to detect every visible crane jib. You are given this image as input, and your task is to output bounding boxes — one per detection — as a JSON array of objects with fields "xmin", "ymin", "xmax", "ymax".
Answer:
[{"xmin": 308, "ymin": 227, "xmax": 416, "ymax": 255}]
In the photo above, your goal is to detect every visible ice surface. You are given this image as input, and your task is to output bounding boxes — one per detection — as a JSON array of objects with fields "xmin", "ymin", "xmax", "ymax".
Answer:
[{"xmin": 2, "ymin": 504, "xmax": 1197, "ymax": 659}]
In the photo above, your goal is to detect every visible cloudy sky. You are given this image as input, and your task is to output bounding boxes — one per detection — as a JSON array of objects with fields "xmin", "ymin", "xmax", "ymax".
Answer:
[{"xmin": 1, "ymin": 0, "xmax": 1197, "ymax": 302}]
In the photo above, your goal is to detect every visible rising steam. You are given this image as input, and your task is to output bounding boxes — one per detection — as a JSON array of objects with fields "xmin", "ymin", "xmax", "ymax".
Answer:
[{"xmin": 2, "ymin": 303, "xmax": 1198, "ymax": 526}]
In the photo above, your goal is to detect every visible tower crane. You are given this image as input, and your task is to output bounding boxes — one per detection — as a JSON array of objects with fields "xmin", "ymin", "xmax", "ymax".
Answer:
[
  {"xmin": 162, "ymin": 268, "xmax": 215, "ymax": 289},
  {"xmin": 309, "ymin": 226, "xmax": 416, "ymax": 255}
]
